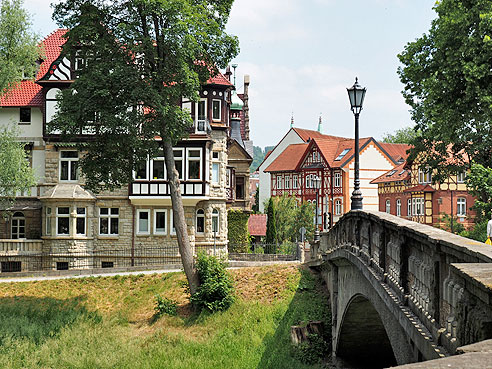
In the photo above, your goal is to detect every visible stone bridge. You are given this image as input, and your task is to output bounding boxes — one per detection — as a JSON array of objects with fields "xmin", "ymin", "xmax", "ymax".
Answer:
[{"xmin": 309, "ymin": 210, "xmax": 492, "ymax": 368}]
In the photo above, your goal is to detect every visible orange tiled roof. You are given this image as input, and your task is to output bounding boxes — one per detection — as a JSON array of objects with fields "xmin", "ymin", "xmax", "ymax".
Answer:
[
  {"xmin": 370, "ymin": 162, "xmax": 409, "ymax": 184},
  {"xmin": 379, "ymin": 142, "xmax": 411, "ymax": 163},
  {"xmin": 1, "ymin": 29, "xmax": 68, "ymax": 107},
  {"xmin": 207, "ymin": 72, "xmax": 233, "ymax": 87},
  {"xmin": 293, "ymin": 127, "xmax": 344, "ymax": 142},
  {"xmin": 248, "ymin": 214, "xmax": 267, "ymax": 236},
  {"xmin": 404, "ymin": 184, "xmax": 435, "ymax": 193},
  {"xmin": 264, "ymin": 143, "xmax": 308, "ymax": 172}
]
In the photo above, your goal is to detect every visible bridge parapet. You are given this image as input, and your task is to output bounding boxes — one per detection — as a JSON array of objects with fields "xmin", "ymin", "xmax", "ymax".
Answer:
[{"xmin": 311, "ymin": 210, "xmax": 492, "ymax": 365}]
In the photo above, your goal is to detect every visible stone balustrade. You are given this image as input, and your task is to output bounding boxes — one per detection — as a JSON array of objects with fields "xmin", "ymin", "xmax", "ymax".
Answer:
[
  {"xmin": 311, "ymin": 210, "xmax": 492, "ymax": 365},
  {"xmin": 0, "ymin": 239, "xmax": 43, "ymax": 254}
]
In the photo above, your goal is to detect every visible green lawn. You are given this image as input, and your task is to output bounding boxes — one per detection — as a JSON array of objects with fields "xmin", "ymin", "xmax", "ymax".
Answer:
[{"xmin": 0, "ymin": 265, "xmax": 331, "ymax": 369}]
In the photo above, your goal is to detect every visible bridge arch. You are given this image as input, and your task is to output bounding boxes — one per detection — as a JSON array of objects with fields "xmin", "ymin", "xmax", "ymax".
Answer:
[{"xmin": 337, "ymin": 294, "xmax": 397, "ymax": 368}]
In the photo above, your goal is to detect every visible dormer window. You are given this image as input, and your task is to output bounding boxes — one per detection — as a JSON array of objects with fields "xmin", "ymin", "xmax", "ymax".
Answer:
[{"xmin": 335, "ymin": 149, "xmax": 350, "ymax": 161}]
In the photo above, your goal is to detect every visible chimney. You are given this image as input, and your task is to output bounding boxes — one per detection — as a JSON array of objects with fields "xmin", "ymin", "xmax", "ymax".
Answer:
[
  {"xmin": 225, "ymin": 65, "xmax": 232, "ymax": 81},
  {"xmin": 244, "ymin": 74, "xmax": 250, "ymax": 141}
]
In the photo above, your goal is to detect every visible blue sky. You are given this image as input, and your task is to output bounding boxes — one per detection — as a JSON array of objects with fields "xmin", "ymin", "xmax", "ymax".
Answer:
[{"xmin": 25, "ymin": 0, "xmax": 436, "ymax": 148}]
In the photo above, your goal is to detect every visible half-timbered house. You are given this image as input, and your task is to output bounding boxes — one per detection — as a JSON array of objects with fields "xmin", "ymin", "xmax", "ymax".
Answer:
[
  {"xmin": 371, "ymin": 158, "xmax": 475, "ymax": 228},
  {"xmin": 264, "ymin": 135, "xmax": 409, "ymax": 229}
]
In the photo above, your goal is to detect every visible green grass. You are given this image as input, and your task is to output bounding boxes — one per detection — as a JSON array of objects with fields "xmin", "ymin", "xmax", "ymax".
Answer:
[{"xmin": 0, "ymin": 266, "xmax": 331, "ymax": 368}]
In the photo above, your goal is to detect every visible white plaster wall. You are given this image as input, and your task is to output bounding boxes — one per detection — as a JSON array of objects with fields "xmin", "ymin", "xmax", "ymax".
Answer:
[
  {"xmin": 348, "ymin": 143, "xmax": 395, "ymax": 211},
  {"xmin": 258, "ymin": 129, "xmax": 303, "ymax": 212},
  {"xmin": 0, "ymin": 108, "xmax": 43, "ymax": 143}
]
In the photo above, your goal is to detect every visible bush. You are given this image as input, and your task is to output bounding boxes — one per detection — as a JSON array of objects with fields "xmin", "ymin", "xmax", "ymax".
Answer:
[
  {"xmin": 154, "ymin": 295, "xmax": 178, "ymax": 316},
  {"xmin": 291, "ymin": 333, "xmax": 330, "ymax": 364},
  {"xmin": 228, "ymin": 210, "xmax": 250, "ymax": 253},
  {"xmin": 190, "ymin": 253, "xmax": 235, "ymax": 312},
  {"xmin": 461, "ymin": 219, "xmax": 488, "ymax": 243}
]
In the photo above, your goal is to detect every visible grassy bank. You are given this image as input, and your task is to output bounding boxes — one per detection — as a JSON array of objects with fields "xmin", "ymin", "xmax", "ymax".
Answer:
[{"xmin": 0, "ymin": 265, "xmax": 330, "ymax": 369}]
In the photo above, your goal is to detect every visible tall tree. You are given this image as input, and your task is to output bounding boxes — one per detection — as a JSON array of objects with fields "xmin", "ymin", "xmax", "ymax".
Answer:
[
  {"xmin": 381, "ymin": 126, "xmax": 420, "ymax": 144},
  {"xmin": 0, "ymin": 125, "xmax": 36, "ymax": 213},
  {"xmin": 398, "ymin": 0, "xmax": 492, "ymax": 181},
  {"xmin": 0, "ymin": 0, "xmax": 40, "ymax": 95},
  {"xmin": 265, "ymin": 198, "xmax": 277, "ymax": 251},
  {"xmin": 51, "ymin": 0, "xmax": 239, "ymax": 295}
]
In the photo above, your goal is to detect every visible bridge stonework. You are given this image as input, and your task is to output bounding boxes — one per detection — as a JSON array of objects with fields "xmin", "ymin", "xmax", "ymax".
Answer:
[{"xmin": 309, "ymin": 210, "xmax": 492, "ymax": 367}]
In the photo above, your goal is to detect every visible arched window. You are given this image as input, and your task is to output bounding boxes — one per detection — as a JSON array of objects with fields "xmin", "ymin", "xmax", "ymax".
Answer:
[
  {"xmin": 396, "ymin": 199, "xmax": 401, "ymax": 217},
  {"xmin": 385, "ymin": 199, "xmax": 391, "ymax": 213},
  {"xmin": 11, "ymin": 212, "xmax": 25, "ymax": 239},
  {"xmin": 196, "ymin": 209, "xmax": 205, "ymax": 234},
  {"xmin": 212, "ymin": 209, "xmax": 219, "ymax": 233},
  {"xmin": 335, "ymin": 199, "xmax": 342, "ymax": 215},
  {"xmin": 457, "ymin": 197, "xmax": 466, "ymax": 217}
]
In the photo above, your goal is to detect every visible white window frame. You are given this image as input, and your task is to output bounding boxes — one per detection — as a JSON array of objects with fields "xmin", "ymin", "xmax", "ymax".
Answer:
[
  {"xmin": 212, "ymin": 99, "xmax": 221, "ymax": 121},
  {"xmin": 195, "ymin": 98, "xmax": 207, "ymax": 133},
  {"xmin": 133, "ymin": 156, "xmax": 149, "ymax": 181},
  {"xmin": 335, "ymin": 199, "xmax": 342, "ymax": 215},
  {"xmin": 457, "ymin": 171, "xmax": 466, "ymax": 183},
  {"xmin": 334, "ymin": 172, "xmax": 341, "ymax": 187},
  {"xmin": 137, "ymin": 209, "xmax": 150, "ymax": 235},
  {"xmin": 153, "ymin": 209, "xmax": 167, "ymax": 235},
  {"xmin": 186, "ymin": 148, "xmax": 202, "ymax": 181},
  {"xmin": 457, "ymin": 197, "xmax": 466, "ymax": 217},
  {"xmin": 396, "ymin": 199, "xmax": 401, "ymax": 217},
  {"xmin": 276, "ymin": 175, "xmax": 282, "ymax": 189},
  {"xmin": 150, "ymin": 154, "xmax": 166, "ymax": 180},
  {"xmin": 99, "ymin": 208, "xmax": 119, "ymax": 236},
  {"xmin": 59, "ymin": 150, "xmax": 79, "ymax": 182},
  {"xmin": 11, "ymin": 212, "xmax": 25, "ymax": 239},
  {"xmin": 45, "ymin": 207, "xmax": 52, "ymax": 236},
  {"xmin": 212, "ymin": 208, "xmax": 219, "ymax": 233},
  {"xmin": 56, "ymin": 206, "xmax": 70, "ymax": 236},
  {"xmin": 170, "ymin": 209, "xmax": 176, "ymax": 236},
  {"xmin": 408, "ymin": 198, "xmax": 412, "ymax": 216},
  {"xmin": 173, "ymin": 148, "xmax": 184, "ymax": 180},
  {"xmin": 211, "ymin": 151, "xmax": 220, "ymax": 184},
  {"xmin": 385, "ymin": 199, "xmax": 391, "ymax": 213},
  {"xmin": 196, "ymin": 209, "xmax": 205, "ymax": 234},
  {"xmin": 75, "ymin": 207, "xmax": 86, "ymax": 236},
  {"xmin": 419, "ymin": 167, "xmax": 432, "ymax": 184},
  {"xmin": 285, "ymin": 175, "xmax": 291, "ymax": 190},
  {"xmin": 293, "ymin": 175, "xmax": 298, "ymax": 189}
]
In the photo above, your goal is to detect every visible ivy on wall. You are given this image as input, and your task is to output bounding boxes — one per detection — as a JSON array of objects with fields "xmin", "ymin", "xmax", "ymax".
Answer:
[{"xmin": 227, "ymin": 210, "xmax": 250, "ymax": 253}]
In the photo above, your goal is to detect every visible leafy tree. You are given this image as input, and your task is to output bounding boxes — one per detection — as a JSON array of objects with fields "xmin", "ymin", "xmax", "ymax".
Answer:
[
  {"xmin": 0, "ymin": 125, "xmax": 36, "ymax": 213},
  {"xmin": 272, "ymin": 194, "xmax": 297, "ymax": 243},
  {"xmin": 398, "ymin": 0, "xmax": 492, "ymax": 181},
  {"xmin": 0, "ymin": 0, "xmax": 41, "ymax": 95},
  {"xmin": 265, "ymin": 197, "xmax": 277, "ymax": 251},
  {"xmin": 252, "ymin": 185, "xmax": 259, "ymax": 213},
  {"xmin": 465, "ymin": 163, "xmax": 492, "ymax": 221},
  {"xmin": 51, "ymin": 0, "xmax": 238, "ymax": 295},
  {"xmin": 293, "ymin": 201, "xmax": 315, "ymax": 243},
  {"xmin": 381, "ymin": 126, "xmax": 420, "ymax": 144}
]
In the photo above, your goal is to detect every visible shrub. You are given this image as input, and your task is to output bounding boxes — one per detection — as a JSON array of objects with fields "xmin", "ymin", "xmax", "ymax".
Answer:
[
  {"xmin": 266, "ymin": 198, "xmax": 277, "ymax": 246},
  {"xmin": 461, "ymin": 219, "xmax": 488, "ymax": 243},
  {"xmin": 228, "ymin": 210, "xmax": 250, "ymax": 253},
  {"xmin": 291, "ymin": 333, "xmax": 330, "ymax": 364},
  {"xmin": 190, "ymin": 253, "xmax": 235, "ymax": 312},
  {"xmin": 154, "ymin": 295, "xmax": 178, "ymax": 316}
]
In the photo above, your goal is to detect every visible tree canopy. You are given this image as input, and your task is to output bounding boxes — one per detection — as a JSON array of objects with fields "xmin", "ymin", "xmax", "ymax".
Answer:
[
  {"xmin": 0, "ymin": 125, "xmax": 36, "ymax": 212},
  {"xmin": 398, "ymin": 0, "xmax": 492, "ymax": 179},
  {"xmin": 381, "ymin": 126, "xmax": 420, "ymax": 144},
  {"xmin": 51, "ymin": 0, "xmax": 239, "ymax": 296},
  {"xmin": 0, "ymin": 0, "xmax": 41, "ymax": 95}
]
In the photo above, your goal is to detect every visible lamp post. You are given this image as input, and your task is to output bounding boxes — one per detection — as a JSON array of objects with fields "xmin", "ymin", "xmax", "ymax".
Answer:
[{"xmin": 347, "ymin": 77, "xmax": 366, "ymax": 211}]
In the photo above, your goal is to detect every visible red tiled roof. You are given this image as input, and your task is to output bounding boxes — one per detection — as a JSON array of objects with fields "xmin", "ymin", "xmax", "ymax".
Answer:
[
  {"xmin": 248, "ymin": 214, "xmax": 267, "ymax": 236},
  {"xmin": 293, "ymin": 127, "xmax": 343, "ymax": 142},
  {"xmin": 379, "ymin": 143, "xmax": 411, "ymax": 163},
  {"xmin": 370, "ymin": 162, "xmax": 409, "ymax": 184},
  {"xmin": 1, "ymin": 29, "xmax": 68, "ymax": 107},
  {"xmin": 404, "ymin": 184, "xmax": 435, "ymax": 193},
  {"xmin": 207, "ymin": 72, "xmax": 233, "ymax": 87},
  {"xmin": 264, "ymin": 143, "xmax": 308, "ymax": 172}
]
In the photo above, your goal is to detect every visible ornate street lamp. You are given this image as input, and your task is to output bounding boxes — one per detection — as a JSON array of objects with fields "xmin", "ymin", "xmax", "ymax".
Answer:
[{"xmin": 347, "ymin": 77, "xmax": 366, "ymax": 210}]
